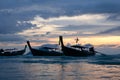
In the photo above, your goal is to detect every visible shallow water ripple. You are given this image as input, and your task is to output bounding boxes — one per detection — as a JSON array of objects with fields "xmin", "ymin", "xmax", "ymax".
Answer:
[{"xmin": 0, "ymin": 56, "xmax": 120, "ymax": 80}]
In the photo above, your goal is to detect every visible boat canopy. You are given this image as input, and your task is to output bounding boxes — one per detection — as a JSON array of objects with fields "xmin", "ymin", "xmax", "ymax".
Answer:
[{"xmin": 40, "ymin": 44, "xmax": 60, "ymax": 49}]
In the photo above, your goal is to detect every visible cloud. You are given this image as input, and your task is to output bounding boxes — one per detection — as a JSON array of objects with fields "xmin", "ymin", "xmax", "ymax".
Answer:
[
  {"xmin": 0, "ymin": 0, "xmax": 120, "ymax": 35},
  {"xmin": 97, "ymin": 44, "xmax": 119, "ymax": 48},
  {"xmin": 107, "ymin": 14, "xmax": 120, "ymax": 21},
  {"xmin": 57, "ymin": 25, "xmax": 110, "ymax": 32},
  {"xmin": 0, "ymin": 0, "xmax": 120, "ymax": 48},
  {"xmin": 19, "ymin": 14, "xmax": 120, "ymax": 38},
  {"xmin": 0, "ymin": 34, "xmax": 25, "ymax": 42},
  {"xmin": 0, "ymin": 20, "xmax": 32, "ymax": 34},
  {"xmin": 96, "ymin": 26, "xmax": 120, "ymax": 35},
  {"xmin": 0, "ymin": 5, "xmax": 62, "ymax": 15},
  {"xmin": 1, "ymin": 0, "xmax": 120, "ymax": 17},
  {"xmin": 0, "ymin": 9, "xmax": 34, "ymax": 34}
]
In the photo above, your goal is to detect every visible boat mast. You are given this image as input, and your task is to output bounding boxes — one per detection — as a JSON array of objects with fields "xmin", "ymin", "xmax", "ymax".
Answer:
[
  {"xmin": 27, "ymin": 41, "xmax": 34, "ymax": 54},
  {"xmin": 59, "ymin": 36, "xmax": 64, "ymax": 47}
]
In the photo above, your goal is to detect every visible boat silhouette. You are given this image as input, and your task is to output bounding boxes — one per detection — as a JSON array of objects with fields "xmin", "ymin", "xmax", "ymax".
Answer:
[
  {"xmin": 59, "ymin": 36, "xmax": 96, "ymax": 57},
  {"xmin": 0, "ymin": 45, "xmax": 27, "ymax": 56},
  {"xmin": 27, "ymin": 41, "xmax": 64, "ymax": 56}
]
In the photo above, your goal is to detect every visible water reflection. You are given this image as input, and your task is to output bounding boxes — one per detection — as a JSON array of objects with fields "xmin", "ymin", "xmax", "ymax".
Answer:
[{"xmin": 0, "ymin": 56, "xmax": 120, "ymax": 80}]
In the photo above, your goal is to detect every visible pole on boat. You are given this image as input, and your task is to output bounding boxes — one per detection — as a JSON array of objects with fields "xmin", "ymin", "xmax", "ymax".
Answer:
[
  {"xmin": 26, "ymin": 41, "xmax": 34, "ymax": 54},
  {"xmin": 59, "ymin": 36, "xmax": 64, "ymax": 47},
  {"xmin": 27, "ymin": 41, "xmax": 32, "ymax": 49}
]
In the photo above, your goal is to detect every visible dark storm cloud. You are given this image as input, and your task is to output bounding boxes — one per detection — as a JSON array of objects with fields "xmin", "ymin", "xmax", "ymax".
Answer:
[
  {"xmin": 32, "ymin": 32, "xmax": 51, "ymax": 37},
  {"xmin": 1, "ymin": 0, "xmax": 120, "ymax": 18},
  {"xmin": 57, "ymin": 25, "xmax": 112, "ymax": 32},
  {"xmin": 0, "ymin": 14, "xmax": 32, "ymax": 34},
  {"xmin": 0, "ymin": 34, "xmax": 25, "ymax": 42},
  {"xmin": 48, "ymin": 0, "xmax": 120, "ymax": 17},
  {"xmin": 58, "ymin": 25, "xmax": 85, "ymax": 31},
  {"xmin": 0, "ymin": 0, "xmax": 120, "ymax": 37},
  {"xmin": 96, "ymin": 26, "xmax": 120, "ymax": 35}
]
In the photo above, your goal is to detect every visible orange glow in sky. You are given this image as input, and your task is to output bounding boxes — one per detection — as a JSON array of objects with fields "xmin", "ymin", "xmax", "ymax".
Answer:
[{"xmin": 49, "ymin": 36, "xmax": 120, "ymax": 46}]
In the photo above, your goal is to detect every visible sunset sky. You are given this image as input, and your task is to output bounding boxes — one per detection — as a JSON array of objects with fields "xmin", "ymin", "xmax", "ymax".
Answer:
[{"xmin": 0, "ymin": 0, "xmax": 120, "ymax": 53}]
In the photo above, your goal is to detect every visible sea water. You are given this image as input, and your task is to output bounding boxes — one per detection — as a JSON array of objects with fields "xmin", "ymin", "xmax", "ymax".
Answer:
[{"xmin": 0, "ymin": 55, "xmax": 120, "ymax": 80}]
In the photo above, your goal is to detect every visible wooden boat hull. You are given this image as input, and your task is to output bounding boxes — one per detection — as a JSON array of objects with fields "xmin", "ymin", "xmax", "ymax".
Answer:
[
  {"xmin": 27, "ymin": 41, "xmax": 64, "ymax": 56},
  {"xmin": 59, "ymin": 36, "xmax": 96, "ymax": 57},
  {"xmin": 62, "ymin": 46, "xmax": 95, "ymax": 57},
  {"xmin": 0, "ymin": 45, "xmax": 27, "ymax": 56},
  {"xmin": 30, "ymin": 48, "xmax": 63, "ymax": 56}
]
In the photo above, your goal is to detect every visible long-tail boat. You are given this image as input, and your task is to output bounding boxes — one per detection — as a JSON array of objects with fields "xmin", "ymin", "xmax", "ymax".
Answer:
[
  {"xmin": 59, "ymin": 36, "xmax": 96, "ymax": 57},
  {"xmin": 0, "ymin": 45, "xmax": 27, "ymax": 56},
  {"xmin": 27, "ymin": 41, "xmax": 64, "ymax": 56}
]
